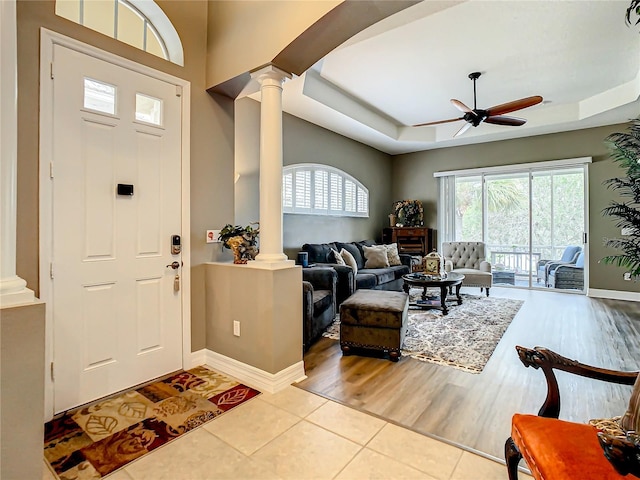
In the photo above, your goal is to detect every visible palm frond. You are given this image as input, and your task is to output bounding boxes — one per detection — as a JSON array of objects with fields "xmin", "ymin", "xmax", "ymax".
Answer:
[
  {"xmin": 602, "ymin": 202, "xmax": 640, "ymax": 222},
  {"xmin": 601, "ymin": 253, "xmax": 640, "ymax": 276},
  {"xmin": 627, "ymin": 0, "xmax": 640, "ymax": 27}
]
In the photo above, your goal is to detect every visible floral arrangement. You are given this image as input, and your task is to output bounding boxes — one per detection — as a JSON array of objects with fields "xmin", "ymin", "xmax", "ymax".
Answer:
[
  {"xmin": 218, "ymin": 223, "xmax": 259, "ymax": 264},
  {"xmin": 392, "ymin": 200, "xmax": 424, "ymax": 227}
]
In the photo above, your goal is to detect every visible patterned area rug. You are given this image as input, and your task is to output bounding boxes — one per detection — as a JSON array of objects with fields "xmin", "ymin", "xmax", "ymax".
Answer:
[
  {"xmin": 44, "ymin": 366, "xmax": 260, "ymax": 479},
  {"xmin": 324, "ymin": 292, "xmax": 523, "ymax": 373}
]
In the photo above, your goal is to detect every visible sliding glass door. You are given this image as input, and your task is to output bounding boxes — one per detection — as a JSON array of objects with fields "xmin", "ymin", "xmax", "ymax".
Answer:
[{"xmin": 443, "ymin": 163, "xmax": 587, "ymax": 291}]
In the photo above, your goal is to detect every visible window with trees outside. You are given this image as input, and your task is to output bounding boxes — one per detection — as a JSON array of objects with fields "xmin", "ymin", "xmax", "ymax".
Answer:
[
  {"xmin": 283, "ymin": 164, "xmax": 369, "ymax": 217},
  {"xmin": 55, "ymin": 0, "xmax": 184, "ymax": 66},
  {"xmin": 436, "ymin": 159, "xmax": 589, "ymax": 289}
]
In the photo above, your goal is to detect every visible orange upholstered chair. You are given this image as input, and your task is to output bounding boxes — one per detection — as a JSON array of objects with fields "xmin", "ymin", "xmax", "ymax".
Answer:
[{"xmin": 505, "ymin": 346, "xmax": 640, "ymax": 479}]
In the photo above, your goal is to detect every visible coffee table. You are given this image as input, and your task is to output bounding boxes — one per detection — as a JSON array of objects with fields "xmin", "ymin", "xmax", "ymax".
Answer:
[{"xmin": 402, "ymin": 272, "xmax": 465, "ymax": 315}]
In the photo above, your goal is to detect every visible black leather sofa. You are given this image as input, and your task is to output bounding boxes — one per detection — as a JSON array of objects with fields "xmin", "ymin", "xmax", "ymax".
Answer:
[{"xmin": 302, "ymin": 240, "xmax": 412, "ymax": 306}]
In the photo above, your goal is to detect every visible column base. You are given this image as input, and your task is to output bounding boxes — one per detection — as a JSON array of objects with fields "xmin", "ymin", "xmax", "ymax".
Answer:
[
  {"xmin": 0, "ymin": 276, "xmax": 35, "ymax": 307},
  {"xmin": 0, "ymin": 288, "xmax": 35, "ymax": 308},
  {"xmin": 249, "ymin": 258, "xmax": 296, "ymax": 270},
  {"xmin": 255, "ymin": 252, "xmax": 289, "ymax": 263}
]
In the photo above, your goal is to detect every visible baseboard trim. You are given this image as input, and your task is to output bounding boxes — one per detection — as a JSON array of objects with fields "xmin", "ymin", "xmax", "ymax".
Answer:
[
  {"xmin": 588, "ymin": 288, "xmax": 640, "ymax": 302},
  {"xmin": 189, "ymin": 349, "xmax": 207, "ymax": 369},
  {"xmin": 191, "ymin": 349, "xmax": 306, "ymax": 394}
]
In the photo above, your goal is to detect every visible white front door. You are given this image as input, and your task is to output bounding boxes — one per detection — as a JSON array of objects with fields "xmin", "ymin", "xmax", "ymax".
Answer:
[{"xmin": 51, "ymin": 45, "xmax": 183, "ymax": 413}]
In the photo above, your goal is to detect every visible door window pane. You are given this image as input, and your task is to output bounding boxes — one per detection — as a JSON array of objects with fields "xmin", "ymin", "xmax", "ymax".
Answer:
[
  {"xmin": 84, "ymin": 78, "xmax": 116, "ymax": 115},
  {"xmin": 135, "ymin": 93, "xmax": 162, "ymax": 125}
]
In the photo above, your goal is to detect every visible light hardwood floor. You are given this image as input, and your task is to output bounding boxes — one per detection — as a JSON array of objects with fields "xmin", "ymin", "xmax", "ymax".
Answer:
[{"xmin": 296, "ymin": 287, "xmax": 640, "ymax": 462}]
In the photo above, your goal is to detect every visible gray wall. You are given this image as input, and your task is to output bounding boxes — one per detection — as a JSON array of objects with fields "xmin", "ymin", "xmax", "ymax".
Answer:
[
  {"xmin": 282, "ymin": 113, "xmax": 394, "ymax": 259},
  {"xmin": 391, "ymin": 124, "xmax": 640, "ymax": 293}
]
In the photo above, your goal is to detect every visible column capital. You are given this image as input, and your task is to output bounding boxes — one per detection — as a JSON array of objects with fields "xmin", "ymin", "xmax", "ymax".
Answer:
[{"xmin": 250, "ymin": 65, "xmax": 292, "ymax": 87}]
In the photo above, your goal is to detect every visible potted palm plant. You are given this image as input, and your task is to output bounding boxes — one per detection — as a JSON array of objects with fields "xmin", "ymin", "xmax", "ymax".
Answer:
[{"xmin": 601, "ymin": 117, "xmax": 640, "ymax": 277}]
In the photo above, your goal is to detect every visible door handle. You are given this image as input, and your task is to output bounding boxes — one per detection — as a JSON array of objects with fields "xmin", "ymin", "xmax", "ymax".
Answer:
[{"xmin": 166, "ymin": 261, "xmax": 180, "ymax": 270}]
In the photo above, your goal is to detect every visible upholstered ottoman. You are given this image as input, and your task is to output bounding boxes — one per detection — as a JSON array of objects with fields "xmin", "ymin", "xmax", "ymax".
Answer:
[{"xmin": 339, "ymin": 290, "xmax": 409, "ymax": 362}]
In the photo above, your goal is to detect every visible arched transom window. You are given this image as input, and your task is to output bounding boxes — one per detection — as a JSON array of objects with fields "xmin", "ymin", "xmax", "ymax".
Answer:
[
  {"xmin": 55, "ymin": 0, "xmax": 184, "ymax": 66},
  {"xmin": 283, "ymin": 164, "xmax": 369, "ymax": 217}
]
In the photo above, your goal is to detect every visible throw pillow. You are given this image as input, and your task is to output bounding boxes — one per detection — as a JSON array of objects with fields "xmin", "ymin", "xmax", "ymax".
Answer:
[
  {"xmin": 336, "ymin": 242, "xmax": 364, "ymax": 270},
  {"xmin": 363, "ymin": 245, "xmax": 390, "ymax": 269},
  {"xmin": 621, "ymin": 375, "xmax": 640, "ymax": 432},
  {"xmin": 385, "ymin": 243, "xmax": 402, "ymax": 266},
  {"xmin": 340, "ymin": 248, "xmax": 358, "ymax": 275},
  {"xmin": 332, "ymin": 248, "xmax": 346, "ymax": 265}
]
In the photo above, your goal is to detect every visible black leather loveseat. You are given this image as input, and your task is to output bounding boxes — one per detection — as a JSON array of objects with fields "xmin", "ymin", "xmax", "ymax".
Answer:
[{"xmin": 302, "ymin": 240, "xmax": 412, "ymax": 306}]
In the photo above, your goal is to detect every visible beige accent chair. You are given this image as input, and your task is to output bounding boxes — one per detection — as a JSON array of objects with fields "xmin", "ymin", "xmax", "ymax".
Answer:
[{"xmin": 442, "ymin": 241, "xmax": 492, "ymax": 296}]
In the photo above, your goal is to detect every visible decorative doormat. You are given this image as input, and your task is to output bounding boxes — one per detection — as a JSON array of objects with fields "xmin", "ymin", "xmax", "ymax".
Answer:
[
  {"xmin": 324, "ymin": 292, "xmax": 523, "ymax": 373},
  {"xmin": 44, "ymin": 366, "xmax": 260, "ymax": 479}
]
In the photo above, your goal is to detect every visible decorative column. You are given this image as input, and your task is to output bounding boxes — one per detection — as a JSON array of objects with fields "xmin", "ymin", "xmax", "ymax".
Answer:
[
  {"xmin": 250, "ymin": 65, "xmax": 292, "ymax": 264},
  {"xmin": 0, "ymin": 0, "xmax": 34, "ymax": 307}
]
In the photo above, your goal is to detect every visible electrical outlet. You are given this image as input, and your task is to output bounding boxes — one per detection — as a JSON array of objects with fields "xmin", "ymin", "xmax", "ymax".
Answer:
[
  {"xmin": 233, "ymin": 320, "xmax": 240, "ymax": 336},
  {"xmin": 624, "ymin": 272, "xmax": 632, "ymax": 281}
]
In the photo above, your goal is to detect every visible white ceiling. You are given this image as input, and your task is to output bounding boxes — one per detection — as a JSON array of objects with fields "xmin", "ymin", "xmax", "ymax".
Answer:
[{"xmin": 275, "ymin": 0, "xmax": 640, "ymax": 155}]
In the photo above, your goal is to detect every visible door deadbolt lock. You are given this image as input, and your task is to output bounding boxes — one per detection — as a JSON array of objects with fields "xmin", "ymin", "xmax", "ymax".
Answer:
[{"xmin": 171, "ymin": 235, "xmax": 181, "ymax": 255}]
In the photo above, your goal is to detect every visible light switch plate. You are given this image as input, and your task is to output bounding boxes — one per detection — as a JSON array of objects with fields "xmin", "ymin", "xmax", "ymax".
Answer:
[{"xmin": 206, "ymin": 230, "xmax": 220, "ymax": 243}]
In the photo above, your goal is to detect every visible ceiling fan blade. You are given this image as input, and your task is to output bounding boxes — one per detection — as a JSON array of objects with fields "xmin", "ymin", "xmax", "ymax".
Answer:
[
  {"xmin": 454, "ymin": 122, "xmax": 473, "ymax": 138},
  {"xmin": 484, "ymin": 115, "xmax": 527, "ymax": 126},
  {"xmin": 486, "ymin": 96, "xmax": 543, "ymax": 116},
  {"xmin": 413, "ymin": 117, "xmax": 463, "ymax": 127},
  {"xmin": 451, "ymin": 99, "xmax": 476, "ymax": 115}
]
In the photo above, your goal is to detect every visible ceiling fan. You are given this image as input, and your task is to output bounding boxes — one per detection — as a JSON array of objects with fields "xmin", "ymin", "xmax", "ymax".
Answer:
[{"xmin": 413, "ymin": 72, "xmax": 543, "ymax": 137}]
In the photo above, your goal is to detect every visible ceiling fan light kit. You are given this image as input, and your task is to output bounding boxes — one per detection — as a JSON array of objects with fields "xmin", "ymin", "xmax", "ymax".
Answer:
[{"xmin": 414, "ymin": 71, "xmax": 543, "ymax": 137}]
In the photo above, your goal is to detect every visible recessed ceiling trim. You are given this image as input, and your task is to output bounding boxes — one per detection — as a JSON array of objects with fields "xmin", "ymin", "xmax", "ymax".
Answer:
[
  {"xmin": 579, "ymin": 75, "xmax": 640, "ymax": 119},
  {"xmin": 302, "ymin": 69, "xmax": 399, "ymax": 139}
]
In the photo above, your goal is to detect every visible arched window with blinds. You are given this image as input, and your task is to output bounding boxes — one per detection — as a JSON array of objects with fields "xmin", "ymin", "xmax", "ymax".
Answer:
[{"xmin": 283, "ymin": 164, "xmax": 369, "ymax": 217}]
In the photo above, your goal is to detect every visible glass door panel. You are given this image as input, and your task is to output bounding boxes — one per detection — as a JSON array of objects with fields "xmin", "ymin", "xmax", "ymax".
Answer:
[
  {"xmin": 531, "ymin": 168, "xmax": 585, "ymax": 291},
  {"xmin": 454, "ymin": 175, "xmax": 482, "ymax": 241},
  {"xmin": 485, "ymin": 173, "xmax": 532, "ymax": 287}
]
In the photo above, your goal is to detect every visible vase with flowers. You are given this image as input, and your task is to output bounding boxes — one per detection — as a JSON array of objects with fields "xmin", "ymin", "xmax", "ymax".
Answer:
[
  {"xmin": 218, "ymin": 222, "xmax": 259, "ymax": 264},
  {"xmin": 392, "ymin": 200, "xmax": 424, "ymax": 227}
]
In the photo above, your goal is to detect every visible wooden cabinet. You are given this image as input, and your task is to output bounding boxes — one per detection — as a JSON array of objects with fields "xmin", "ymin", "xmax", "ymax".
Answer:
[{"xmin": 382, "ymin": 227, "xmax": 435, "ymax": 256}]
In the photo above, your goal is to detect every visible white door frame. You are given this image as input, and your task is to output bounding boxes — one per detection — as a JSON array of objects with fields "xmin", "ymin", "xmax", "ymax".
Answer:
[{"xmin": 39, "ymin": 29, "xmax": 191, "ymax": 420}]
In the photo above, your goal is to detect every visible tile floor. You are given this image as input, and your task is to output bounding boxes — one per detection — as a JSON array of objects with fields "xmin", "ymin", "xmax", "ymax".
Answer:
[{"xmin": 43, "ymin": 385, "xmax": 532, "ymax": 480}]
